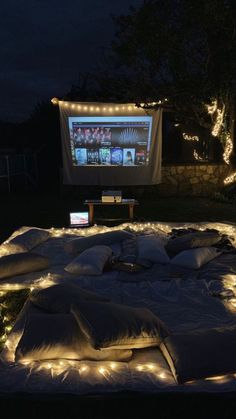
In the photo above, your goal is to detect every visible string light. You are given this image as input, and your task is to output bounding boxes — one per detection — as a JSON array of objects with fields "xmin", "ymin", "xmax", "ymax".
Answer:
[
  {"xmin": 52, "ymin": 99, "xmax": 166, "ymax": 113},
  {"xmin": 224, "ymin": 171, "xmax": 236, "ymax": 185},
  {"xmin": 206, "ymin": 99, "xmax": 217, "ymax": 115},
  {"xmin": 223, "ymin": 132, "xmax": 233, "ymax": 165},
  {"xmin": 193, "ymin": 150, "xmax": 205, "ymax": 161},
  {"xmin": 182, "ymin": 133, "xmax": 199, "ymax": 142}
]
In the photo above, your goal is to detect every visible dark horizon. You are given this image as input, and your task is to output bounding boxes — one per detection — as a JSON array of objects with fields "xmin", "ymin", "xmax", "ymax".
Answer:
[{"xmin": 0, "ymin": 0, "xmax": 143, "ymax": 124}]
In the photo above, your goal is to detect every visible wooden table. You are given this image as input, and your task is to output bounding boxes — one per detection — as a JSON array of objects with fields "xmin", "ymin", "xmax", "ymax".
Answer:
[{"xmin": 84, "ymin": 199, "xmax": 139, "ymax": 224}]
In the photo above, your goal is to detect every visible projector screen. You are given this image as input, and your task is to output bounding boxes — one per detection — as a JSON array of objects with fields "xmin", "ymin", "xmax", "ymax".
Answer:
[
  {"xmin": 59, "ymin": 102, "xmax": 162, "ymax": 186},
  {"xmin": 69, "ymin": 116, "xmax": 153, "ymax": 166}
]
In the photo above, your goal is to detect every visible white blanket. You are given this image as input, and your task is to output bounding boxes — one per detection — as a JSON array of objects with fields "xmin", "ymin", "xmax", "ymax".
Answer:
[{"xmin": 1, "ymin": 221, "xmax": 236, "ymax": 396}]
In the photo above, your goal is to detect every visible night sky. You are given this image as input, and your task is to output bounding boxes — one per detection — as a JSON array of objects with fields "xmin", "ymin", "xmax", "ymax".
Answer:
[{"xmin": 0, "ymin": 0, "xmax": 143, "ymax": 122}]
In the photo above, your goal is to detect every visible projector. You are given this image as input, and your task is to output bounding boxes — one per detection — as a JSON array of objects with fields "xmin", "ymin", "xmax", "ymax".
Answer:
[{"xmin": 102, "ymin": 190, "xmax": 122, "ymax": 203}]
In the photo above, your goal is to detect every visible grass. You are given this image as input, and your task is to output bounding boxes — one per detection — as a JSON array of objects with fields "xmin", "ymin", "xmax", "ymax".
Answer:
[
  {"xmin": 0, "ymin": 289, "xmax": 30, "ymax": 351},
  {"xmin": 0, "ymin": 190, "xmax": 235, "ymax": 243}
]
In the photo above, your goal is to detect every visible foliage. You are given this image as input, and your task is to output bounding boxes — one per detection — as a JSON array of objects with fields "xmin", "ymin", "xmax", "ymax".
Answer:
[{"xmin": 95, "ymin": 0, "xmax": 236, "ymax": 165}]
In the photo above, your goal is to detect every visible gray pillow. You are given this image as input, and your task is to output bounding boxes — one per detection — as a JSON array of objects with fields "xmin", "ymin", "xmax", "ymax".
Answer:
[
  {"xmin": 64, "ymin": 230, "xmax": 134, "ymax": 254},
  {"xmin": 15, "ymin": 313, "xmax": 132, "ymax": 362},
  {"xmin": 137, "ymin": 235, "xmax": 170, "ymax": 264},
  {"xmin": 1, "ymin": 228, "xmax": 50, "ymax": 254},
  {"xmin": 170, "ymin": 247, "xmax": 221, "ymax": 269},
  {"xmin": 30, "ymin": 283, "xmax": 110, "ymax": 313},
  {"xmin": 160, "ymin": 325, "xmax": 236, "ymax": 383},
  {"xmin": 0, "ymin": 252, "xmax": 50, "ymax": 279},
  {"xmin": 71, "ymin": 300, "xmax": 168, "ymax": 350},
  {"xmin": 166, "ymin": 231, "xmax": 221, "ymax": 255},
  {"xmin": 65, "ymin": 245, "xmax": 112, "ymax": 275}
]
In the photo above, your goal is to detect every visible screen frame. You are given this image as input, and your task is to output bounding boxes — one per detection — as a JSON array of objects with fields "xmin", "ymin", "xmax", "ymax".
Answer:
[
  {"xmin": 69, "ymin": 211, "xmax": 90, "ymax": 227},
  {"xmin": 68, "ymin": 115, "xmax": 153, "ymax": 167}
]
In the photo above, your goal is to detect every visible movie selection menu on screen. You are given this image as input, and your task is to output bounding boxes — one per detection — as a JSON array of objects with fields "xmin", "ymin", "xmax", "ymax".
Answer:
[{"xmin": 68, "ymin": 117, "xmax": 153, "ymax": 166}]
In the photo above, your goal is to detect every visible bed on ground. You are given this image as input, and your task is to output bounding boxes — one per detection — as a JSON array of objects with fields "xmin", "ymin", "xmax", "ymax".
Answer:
[{"xmin": 1, "ymin": 221, "xmax": 236, "ymax": 407}]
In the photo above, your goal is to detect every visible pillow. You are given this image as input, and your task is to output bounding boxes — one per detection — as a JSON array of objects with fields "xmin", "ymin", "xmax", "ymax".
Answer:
[
  {"xmin": 71, "ymin": 300, "xmax": 168, "ymax": 350},
  {"xmin": 137, "ymin": 235, "xmax": 170, "ymax": 264},
  {"xmin": 166, "ymin": 231, "xmax": 221, "ymax": 255},
  {"xmin": 170, "ymin": 247, "xmax": 221, "ymax": 269},
  {"xmin": 15, "ymin": 313, "xmax": 132, "ymax": 362},
  {"xmin": 64, "ymin": 245, "xmax": 112, "ymax": 275},
  {"xmin": 30, "ymin": 283, "xmax": 110, "ymax": 313},
  {"xmin": 1, "ymin": 228, "xmax": 50, "ymax": 254},
  {"xmin": 0, "ymin": 252, "xmax": 50, "ymax": 279},
  {"xmin": 160, "ymin": 325, "xmax": 236, "ymax": 383},
  {"xmin": 64, "ymin": 230, "xmax": 134, "ymax": 254}
]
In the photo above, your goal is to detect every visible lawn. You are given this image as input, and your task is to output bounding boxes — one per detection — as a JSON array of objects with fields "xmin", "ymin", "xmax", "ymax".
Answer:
[{"xmin": 0, "ymin": 190, "xmax": 235, "ymax": 243}]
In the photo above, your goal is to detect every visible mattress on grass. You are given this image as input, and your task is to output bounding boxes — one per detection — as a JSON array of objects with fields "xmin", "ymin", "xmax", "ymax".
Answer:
[{"xmin": 0, "ymin": 221, "xmax": 236, "ymax": 396}]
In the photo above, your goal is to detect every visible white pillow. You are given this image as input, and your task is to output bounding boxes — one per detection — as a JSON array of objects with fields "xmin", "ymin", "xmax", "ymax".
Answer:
[
  {"xmin": 15, "ymin": 313, "xmax": 132, "ymax": 362},
  {"xmin": 170, "ymin": 247, "xmax": 221, "ymax": 269},
  {"xmin": 137, "ymin": 235, "xmax": 170, "ymax": 264},
  {"xmin": 1, "ymin": 228, "xmax": 50, "ymax": 254},
  {"xmin": 65, "ymin": 245, "xmax": 112, "ymax": 275}
]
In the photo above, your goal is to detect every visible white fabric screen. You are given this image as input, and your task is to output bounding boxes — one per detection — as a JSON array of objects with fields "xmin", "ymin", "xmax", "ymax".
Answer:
[{"xmin": 59, "ymin": 102, "xmax": 162, "ymax": 186}]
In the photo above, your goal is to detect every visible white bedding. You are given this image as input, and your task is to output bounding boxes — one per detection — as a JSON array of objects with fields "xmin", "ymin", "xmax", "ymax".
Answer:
[{"xmin": 1, "ymin": 221, "xmax": 236, "ymax": 396}]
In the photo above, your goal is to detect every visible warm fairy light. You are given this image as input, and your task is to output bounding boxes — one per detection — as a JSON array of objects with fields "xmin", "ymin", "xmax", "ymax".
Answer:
[
  {"xmin": 205, "ymin": 375, "xmax": 226, "ymax": 381},
  {"xmin": 212, "ymin": 106, "xmax": 225, "ymax": 137},
  {"xmin": 206, "ymin": 99, "xmax": 225, "ymax": 137},
  {"xmin": 193, "ymin": 150, "xmax": 204, "ymax": 161},
  {"xmin": 158, "ymin": 371, "xmax": 166, "ymax": 379},
  {"xmin": 224, "ymin": 171, "xmax": 236, "ymax": 185},
  {"xmin": 98, "ymin": 366, "xmax": 106, "ymax": 375},
  {"xmin": 206, "ymin": 99, "xmax": 217, "ymax": 115},
  {"xmin": 110, "ymin": 362, "xmax": 117, "ymax": 370},
  {"xmin": 80, "ymin": 365, "xmax": 88, "ymax": 373},
  {"xmin": 20, "ymin": 360, "xmax": 31, "ymax": 365},
  {"xmin": 182, "ymin": 133, "xmax": 199, "ymax": 142},
  {"xmin": 223, "ymin": 132, "xmax": 233, "ymax": 165},
  {"xmin": 55, "ymin": 100, "xmax": 161, "ymax": 113},
  {"xmin": 51, "ymin": 97, "xmax": 59, "ymax": 105}
]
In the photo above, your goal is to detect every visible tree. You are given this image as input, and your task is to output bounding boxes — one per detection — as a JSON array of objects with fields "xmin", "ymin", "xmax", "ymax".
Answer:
[{"xmin": 98, "ymin": 0, "xmax": 236, "ymax": 182}]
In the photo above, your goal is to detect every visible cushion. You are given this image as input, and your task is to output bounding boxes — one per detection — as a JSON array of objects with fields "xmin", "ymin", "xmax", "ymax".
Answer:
[
  {"xmin": 160, "ymin": 325, "xmax": 236, "ymax": 383},
  {"xmin": 65, "ymin": 245, "xmax": 112, "ymax": 275},
  {"xmin": 71, "ymin": 300, "xmax": 168, "ymax": 350},
  {"xmin": 0, "ymin": 252, "xmax": 50, "ymax": 279},
  {"xmin": 30, "ymin": 283, "xmax": 110, "ymax": 313},
  {"xmin": 64, "ymin": 230, "xmax": 134, "ymax": 254},
  {"xmin": 166, "ymin": 231, "xmax": 221, "ymax": 255},
  {"xmin": 1, "ymin": 228, "xmax": 50, "ymax": 254},
  {"xmin": 170, "ymin": 247, "xmax": 221, "ymax": 269},
  {"xmin": 137, "ymin": 235, "xmax": 170, "ymax": 264},
  {"xmin": 15, "ymin": 313, "xmax": 132, "ymax": 362}
]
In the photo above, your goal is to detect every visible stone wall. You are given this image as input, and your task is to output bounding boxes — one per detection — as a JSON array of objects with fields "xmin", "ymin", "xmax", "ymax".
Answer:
[{"xmin": 157, "ymin": 164, "xmax": 229, "ymax": 196}]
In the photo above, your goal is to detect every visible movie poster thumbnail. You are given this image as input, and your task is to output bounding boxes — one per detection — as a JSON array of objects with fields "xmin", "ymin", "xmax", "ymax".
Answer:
[
  {"xmin": 123, "ymin": 148, "xmax": 135, "ymax": 166},
  {"xmin": 75, "ymin": 148, "xmax": 87, "ymax": 165},
  {"xmin": 72, "ymin": 126, "xmax": 112, "ymax": 147},
  {"xmin": 87, "ymin": 149, "xmax": 100, "ymax": 165},
  {"xmin": 135, "ymin": 149, "xmax": 147, "ymax": 165},
  {"xmin": 111, "ymin": 148, "xmax": 123, "ymax": 165},
  {"xmin": 99, "ymin": 148, "xmax": 111, "ymax": 165}
]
